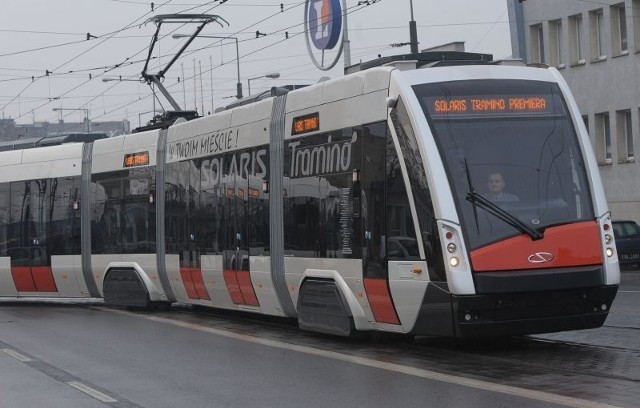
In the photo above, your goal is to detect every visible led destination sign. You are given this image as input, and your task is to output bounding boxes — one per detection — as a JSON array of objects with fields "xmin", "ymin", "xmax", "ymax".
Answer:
[
  {"xmin": 428, "ymin": 96, "xmax": 551, "ymax": 116},
  {"xmin": 123, "ymin": 151, "xmax": 150, "ymax": 168},
  {"xmin": 292, "ymin": 112, "xmax": 320, "ymax": 135}
]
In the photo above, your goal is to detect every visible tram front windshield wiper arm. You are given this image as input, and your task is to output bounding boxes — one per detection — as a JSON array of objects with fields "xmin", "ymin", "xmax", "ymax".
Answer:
[
  {"xmin": 466, "ymin": 191, "xmax": 544, "ymax": 241},
  {"xmin": 463, "ymin": 159, "xmax": 481, "ymax": 234}
]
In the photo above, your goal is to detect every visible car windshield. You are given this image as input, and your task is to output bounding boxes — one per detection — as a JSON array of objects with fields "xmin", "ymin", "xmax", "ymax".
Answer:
[
  {"xmin": 414, "ymin": 79, "xmax": 594, "ymax": 250},
  {"xmin": 613, "ymin": 222, "xmax": 640, "ymax": 238}
]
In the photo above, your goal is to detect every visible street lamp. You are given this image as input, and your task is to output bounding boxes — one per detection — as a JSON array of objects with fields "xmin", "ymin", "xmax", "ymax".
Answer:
[
  {"xmin": 247, "ymin": 72, "xmax": 280, "ymax": 96},
  {"xmin": 52, "ymin": 107, "xmax": 90, "ymax": 134},
  {"xmin": 173, "ymin": 34, "xmax": 243, "ymax": 99},
  {"xmin": 102, "ymin": 76, "xmax": 143, "ymax": 83}
]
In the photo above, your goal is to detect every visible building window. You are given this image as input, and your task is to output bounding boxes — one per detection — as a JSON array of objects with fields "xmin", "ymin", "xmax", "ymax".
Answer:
[
  {"xmin": 634, "ymin": 0, "xmax": 640, "ymax": 52},
  {"xmin": 529, "ymin": 23, "xmax": 545, "ymax": 64},
  {"xmin": 549, "ymin": 20, "xmax": 563, "ymax": 67},
  {"xmin": 595, "ymin": 112, "xmax": 612, "ymax": 164},
  {"xmin": 590, "ymin": 9, "xmax": 606, "ymax": 60},
  {"xmin": 611, "ymin": 3, "xmax": 628, "ymax": 55},
  {"xmin": 569, "ymin": 14, "xmax": 585, "ymax": 65},
  {"xmin": 617, "ymin": 110, "xmax": 634, "ymax": 162}
]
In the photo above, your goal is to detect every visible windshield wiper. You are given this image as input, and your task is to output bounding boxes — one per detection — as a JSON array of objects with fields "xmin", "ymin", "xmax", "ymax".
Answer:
[{"xmin": 466, "ymin": 191, "xmax": 544, "ymax": 241}]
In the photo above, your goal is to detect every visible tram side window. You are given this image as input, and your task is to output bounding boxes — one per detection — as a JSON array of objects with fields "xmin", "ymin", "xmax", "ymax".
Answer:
[
  {"xmin": 122, "ymin": 167, "xmax": 156, "ymax": 254},
  {"xmin": 361, "ymin": 122, "xmax": 387, "ymax": 277},
  {"xmin": 0, "ymin": 183, "xmax": 8, "ymax": 257},
  {"xmin": 248, "ymin": 147, "xmax": 270, "ymax": 257},
  {"xmin": 8, "ymin": 182, "xmax": 27, "ymax": 265},
  {"xmin": 390, "ymin": 98, "xmax": 446, "ymax": 280},
  {"xmin": 165, "ymin": 161, "xmax": 189, "ymax": 256},
  {"xmin": 284, "ymin": 176, "xmax": 320, "ymax": 257},
  {"xmin": 7, "ymin": 180, "xmax": 51, "ymax": 266},
  {"xmin": 49, "ymin": 177, "xmax": 81, "ymax": 256},
  {"xmin": 92, "ymin": 168, "xmax": 156, "ymax": 255},
  {"xmin": 386, "ymin": 135, "xmax": 419, "ymax": 260},
  {"xmin": 284, "ymin": 129, "xmax": 362, "ymax": 258},
  {"xmin": 199, "ymin": 155, "xmax": 224, "ymax": 256},
  {"xmin": 92, "ymin": 172, "xmax": 122, "ymax": 254},
  {"xmin": 187, "ymin": 160, "xmax": 201, "ymax": 265}
]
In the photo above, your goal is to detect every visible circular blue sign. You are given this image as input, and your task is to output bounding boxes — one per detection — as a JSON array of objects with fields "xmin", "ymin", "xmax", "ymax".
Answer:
[{"xmin": 307, "ymin": 0, "xmax": 342, "ymax": 50}]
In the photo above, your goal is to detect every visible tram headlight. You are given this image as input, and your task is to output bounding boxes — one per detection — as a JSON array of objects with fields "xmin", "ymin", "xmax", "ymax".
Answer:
[
  {"xmin": 604, "ymin": 234, "xmax": 612, "ymax": 244},
  {"xmin": 606, "ymin": 247, "xmax": 614, "ymax": 258},
  {"xmin": 449, "ymin": 256, "xmax": 460, "ymax": 267},
  {"xmin": 447, "ymin": 243, "xmax": 457, "ymax": 253}
]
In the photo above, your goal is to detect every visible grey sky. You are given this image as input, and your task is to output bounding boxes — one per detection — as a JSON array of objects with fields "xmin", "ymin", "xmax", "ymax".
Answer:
[{"xmin": 0, "ymin": 0, "xmax": 512, "ymax": 125}]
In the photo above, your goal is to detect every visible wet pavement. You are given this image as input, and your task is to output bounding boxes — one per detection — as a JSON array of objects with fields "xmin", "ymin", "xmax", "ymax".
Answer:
[{"xmin": 0, "ymin": 270, "xmax": 638, "ymax": 407}]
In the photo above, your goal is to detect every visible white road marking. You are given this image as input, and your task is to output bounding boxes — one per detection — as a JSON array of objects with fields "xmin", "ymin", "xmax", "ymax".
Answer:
[
  {"xmin": 101, "ymin": 307, "xmax": 622, "ymax": 408},
  {"xmin": 618, "ymin": 290, "xmax": 640, "ymax": 293},
  {"xmin": 67, "ymin": 381, "xmax": 117, "ymax": 403},
  {"xmin": 1, "ymin": 348, "xmax": 32, "ymax": 362}
]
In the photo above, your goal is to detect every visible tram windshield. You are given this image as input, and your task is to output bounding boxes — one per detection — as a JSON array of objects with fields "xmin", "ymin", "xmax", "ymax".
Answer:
[{"xmin": 414, "ymin": 79, "xmax": 594, "ymax": 250}]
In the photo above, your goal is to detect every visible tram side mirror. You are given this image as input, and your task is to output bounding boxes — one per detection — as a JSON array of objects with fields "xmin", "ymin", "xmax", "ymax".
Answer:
[{"xmin": 386, "ymin": 97, "xmax": 398, "ymax": 109}]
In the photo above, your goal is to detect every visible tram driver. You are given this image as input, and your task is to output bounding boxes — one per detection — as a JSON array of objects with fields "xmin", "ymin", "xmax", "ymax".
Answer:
[{"xmin": 484, "ymin": 171, "xmax": 519, "ymax": 202}]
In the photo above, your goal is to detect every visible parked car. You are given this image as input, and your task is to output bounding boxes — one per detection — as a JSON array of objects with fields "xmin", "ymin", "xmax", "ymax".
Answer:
[{"xmin": 612, "ymin": 220, "xmax": 640, "ymax": 269}]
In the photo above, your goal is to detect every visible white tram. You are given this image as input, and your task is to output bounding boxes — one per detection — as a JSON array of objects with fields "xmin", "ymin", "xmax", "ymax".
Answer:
[{"xmin": 0, "ymin": 53, "xmax": 620, "ymax": 338}]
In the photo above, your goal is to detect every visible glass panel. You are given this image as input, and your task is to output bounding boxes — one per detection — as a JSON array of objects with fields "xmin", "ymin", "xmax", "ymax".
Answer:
[
  {"xmin": 9, "ymin": 181, "xmax": 30, "ymax": 266},
  {"xmin": 49, "ymin": 177, "xmax": 81, "ymax": 256},
  {"xmin": 91, "ymin": 173, "xmax": 123, "ymax": 254},
  {"xmin": 0, "ymin": 183, "xmax": 8, "ymax": 257},
  {"xmin": 385, "ymin": 131, "xmax": 419, "ymax": 261},
  {"xmin": 284, "ymin": 130, "xmax": 361, "ymax": 258},
  {"xmin": 361, "ymin": 123, "xmax": 387, "ymax": 277},
  {"xmin": 415, "ymin": 79, "xmax": 595, "ymax": 250},
  {"xmin": 390, "ymin": 100, "xmax": 446, "ymax": 279},
  {"xmin": 626, "ymin": 110, "xmax": 634, "ymax": 158},
  {"xmin": 619, "ymin": 5, "xmax": 628, "ymax": 51}
]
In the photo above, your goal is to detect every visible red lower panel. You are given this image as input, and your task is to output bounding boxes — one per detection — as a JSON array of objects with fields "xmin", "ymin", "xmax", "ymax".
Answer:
[
  {"xmin": 223, "ymin": 270, "xmax": 245, "ymax": 304},
  {"xmin": 190, "ymin": 268, "xmax": 210, "ymax": 300},
  {"xmin": 31, "ymin": 266, "xmax": 58, "ymax": 292},
  {"xmin": 180, "ymin": 267, "xmax": 199, "ymax": 299},
  {"xmin": 363, "ymin": 278, "xmax": 400, "ymax": 325},
  {"xmin": 470, "ymin": 221, "xmax": 603, "ymax": 272},
  {"xmin": 11, "ymin": 266, "xmax": 36, "ymax": 292},
  {"xmin": 236, "ymin": 270, "xmax": 259, "ymax": 307}
]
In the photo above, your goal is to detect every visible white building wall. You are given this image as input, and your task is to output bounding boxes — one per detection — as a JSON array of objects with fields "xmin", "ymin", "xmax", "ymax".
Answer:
[{"xmin": 508, "ymin": 0, "xmax": 640, "ymax": 222}]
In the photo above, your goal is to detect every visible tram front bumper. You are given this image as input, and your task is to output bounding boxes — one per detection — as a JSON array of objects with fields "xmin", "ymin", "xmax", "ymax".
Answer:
[{"xmin": 449, "ymin": 285, "xmax": 618, "ymax": 338}]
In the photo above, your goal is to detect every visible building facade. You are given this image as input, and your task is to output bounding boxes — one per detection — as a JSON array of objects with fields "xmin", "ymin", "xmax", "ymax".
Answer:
[{"xmin": 508, "ymin": 0, "xmax": 640, "ymax": 222}]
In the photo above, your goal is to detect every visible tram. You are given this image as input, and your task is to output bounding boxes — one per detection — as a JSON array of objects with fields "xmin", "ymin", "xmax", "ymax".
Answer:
[{"xmin": 0, "ymin": 53, "xmax": 619, "ymax": 338}]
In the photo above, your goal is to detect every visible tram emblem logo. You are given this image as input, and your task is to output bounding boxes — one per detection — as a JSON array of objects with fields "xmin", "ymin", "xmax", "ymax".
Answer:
[
  {"xmin": 528, "ymin": 252, "xmax": 555, "ymax": 264},
  {"xmin": 307, "ymin": 0, "xmax": 342, "ymax": 50}
]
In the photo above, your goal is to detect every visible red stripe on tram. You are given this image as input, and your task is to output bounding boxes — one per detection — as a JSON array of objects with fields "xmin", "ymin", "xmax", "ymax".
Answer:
[
  {"xmin": 180, "ymin": 267, "xmax": 199, "ymax": 299},
  {"xmin": 236, "ymin": 270, "xmax": 259, "ymax": 307},
  {"xmin": 11, "ymin": 266, "xmax": 36, "ymax": 292},
  {"xmin": 363, "ymin": 277, "xmax": 400, "ymax": 325},
  {"xmin": 190, "ymin": 268, "xmax": 210, "ymax": 300},
  {"xmin": 31, "ymin": 266, "xmax": 58, "ymax": 292},
  {"xmin": 223, "ymin": 270, "xmax": 245, "ymax": 305}
]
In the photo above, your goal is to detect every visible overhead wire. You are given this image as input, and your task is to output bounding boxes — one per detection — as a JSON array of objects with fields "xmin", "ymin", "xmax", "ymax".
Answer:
[
  {"xmin": 2, "ymin": 0, "xmax": 176, "ymax": 119},
  {"xmin": 6, "ymin": 0, "xmax": 389, "ymax": 122},
  {"xmin": 93, "ymin": 0, "xmax": 386, "ymax": 119}
]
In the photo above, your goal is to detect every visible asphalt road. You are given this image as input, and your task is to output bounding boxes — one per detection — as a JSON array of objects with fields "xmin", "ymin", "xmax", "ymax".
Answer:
[{"xmin": 0, "ymin": 271, "xmax": 638, "ymax": 408}]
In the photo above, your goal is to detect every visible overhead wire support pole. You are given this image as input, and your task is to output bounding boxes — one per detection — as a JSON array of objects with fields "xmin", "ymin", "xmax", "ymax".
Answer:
[
  {"xmin": 409, "ymin": 0, "xmax": 419, "ymax": 54},
  {"xmin": 140, "ymin": 14, "xmax": 229, "ymax": 112}
]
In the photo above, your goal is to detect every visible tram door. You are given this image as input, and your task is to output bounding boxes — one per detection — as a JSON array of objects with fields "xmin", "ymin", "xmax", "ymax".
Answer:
[
  {"xmin": 222, "ymin": 170, "xmax": 259, "ymax": 307},
  {"xmin": 9, "ymin": 180, "xmax": 58, "ymax": 293},
  {"xmin": 361, "ymin": 124, "xmax": 400, "ymax": 325}
]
